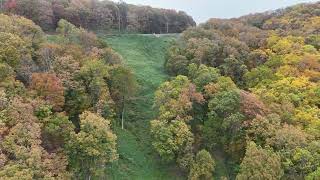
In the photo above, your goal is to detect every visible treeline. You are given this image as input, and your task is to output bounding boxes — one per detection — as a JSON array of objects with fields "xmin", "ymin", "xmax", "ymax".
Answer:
[
  {"xmin": 239, "ymin": 2, "xmax": 320, "ymax": 37},
  {"xmin": 0, "ymin": 14, "xmax": 138, "ymax": 179},
  {"xmin": 0, "ymin": 0, "xmax": 196, "ymax": 33},
  {"xmin": 154, "ymin": 1, "xmax": 320, "ymax": 179}
]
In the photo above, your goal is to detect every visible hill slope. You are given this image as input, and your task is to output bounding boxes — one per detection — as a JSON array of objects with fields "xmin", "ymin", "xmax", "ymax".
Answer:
[{"xmin": 100, "ymin": 34, "xmax": 183, "ymax": 179}]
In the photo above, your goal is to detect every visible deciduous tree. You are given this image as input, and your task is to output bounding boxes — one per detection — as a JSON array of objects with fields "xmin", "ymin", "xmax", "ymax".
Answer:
[
  {"xmin": 188, "ymin": 150, "xmax": 215, "ymax": 180},
  {"xmin": 236, "ymin": 142, "xmax": 283, "ymax": 180},
  {"xmin": 30, "ymin": 73, "xmax": 65, "ymax": 111},
  {"xmin": 66, "ymin": 111, "xmax": 118, "ymax": 179}
]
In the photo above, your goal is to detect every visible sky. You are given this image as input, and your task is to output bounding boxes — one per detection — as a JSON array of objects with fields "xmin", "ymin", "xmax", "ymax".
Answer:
[{"xmin": 112, "ymin": 0, "xmax": 319, "ymax": 23}]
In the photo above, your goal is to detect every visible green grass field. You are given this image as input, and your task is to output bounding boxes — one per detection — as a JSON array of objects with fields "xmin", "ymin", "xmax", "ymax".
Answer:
[{"xmin": 100, "ymin": 34, "xmax": 184, "ymax": 180}]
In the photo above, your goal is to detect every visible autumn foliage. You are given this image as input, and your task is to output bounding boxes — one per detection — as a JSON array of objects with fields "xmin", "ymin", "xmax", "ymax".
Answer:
[
  {"xmin": 159, "ymin": 1, "xmax": 320, "ymax": 179},
  {"xmin": 0, "ymin": 1, "xmax": 320, "ymax": 179},
  {"xmin": 30, "ymin": 73, "xmax": 65, "ymax": 111}
]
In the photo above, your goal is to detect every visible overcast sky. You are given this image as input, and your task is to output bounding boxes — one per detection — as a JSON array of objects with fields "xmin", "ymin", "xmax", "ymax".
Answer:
[{"xmin": 112, "ymin": 0, "xmax": 319, "ymax": 23}]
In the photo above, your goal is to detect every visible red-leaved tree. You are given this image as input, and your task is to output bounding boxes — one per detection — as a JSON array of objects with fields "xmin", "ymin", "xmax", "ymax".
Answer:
[
  {"xmin": 4, "ymin": 0, "xmax": 16, "ymax": 12},
  {"xmin": 30, "ymin": 73, "xmax": 65, "ymax": 111}
]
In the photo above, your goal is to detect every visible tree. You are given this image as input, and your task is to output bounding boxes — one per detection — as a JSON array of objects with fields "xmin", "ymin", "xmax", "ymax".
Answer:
[
  {"xmin": 13, "ymin": 0, "xmax": 54, "ymax": 31},
  {"xmin": 202, "ymin": 76, "xmax": 249, "ymax": 160},
  {"xmin": 63, "ymin": 88, "xmax": 91, "ymax": 129},
  {"xmin": 52, "ymin": 55, "xmax": 80, "ymax": 88},
  {"xmin": 165, "ymin": 54, "xmax": 189, "ymax": 76},
  {"xmin": 0, "ymin": 14, "xmax": 44, "ymax": 86},
  {"xmin": 290, "ymin": 145, "xmax": 320, "ymax": 178},
  {"xmin": 187, "ymin": 63, "xmax": 220, "ymax": 90},
  {"xmin": 306, "ymin": 35, "xmax": 320, "ymax": 50},
  {"xmin": 307, "ymin": 167, "xmax": 320, "ymax": 180},
  {"xmin": 35, "ymin": 105, "xmax": 74, "ymax": 151},
  {"xmin": 265, "ymin": 124, "xmax": 317, "ymax": 178},
  {"xmin": 0, "ymin": 89, "xmax": 8, "ymax": 111},
  {"xmin": 189, "ymin": 150, "xmax": 215, "ymax": 180},
  {"xmin": 30, "ymin": 73, "xmax": 65, "ymax": 111},
  {"xmin": 185, "ymin": 38, "xmax": 218, "ymax": 65},
  {"xmin": 56, "ymin": 19, "xmax": 80, "ymax": 41},
  {"xmin": 0, "ymin": 14, "xmax": 44, "ymax": 50},
  {"xmin": 99, "ymin": 48, "xmax": 123, "ymax": 65},
  {"xmin": 78, "ymin": 30, "xmax": 100, "ymax": 51},
  {"xmin": 150, "ymin": 119, "xmax": 194, "ymax": 164},
  {"xmin": 66, "ymin": 111, "xmax": 118, "ymax": 179},
  {"xmin": 154, "ymin": 75, "xmax": 204, "ymax": 123},
  {"xmin": 219, "ymin": 56, "xmax": 248, "ymax": 87},
  {"xmin": 118, "ymin": 1, "xmax": 129, "ymax": 31},
  {"xmin": 0, "ymin": 98, "xmax": 70, "ymax": 179},
  {"xmin": 236, "ymin": 142, "xmax": 283, "ymax": 180},
  {"xmin": 109, "ymin": 66, "xmax": 137, "ymax": 129},
  {"xmin": 6, "ymin": 0, "xmax": 195, "ymax": 33},
  {"xmin": 246, "ymin": 114, "xmax": 281, "ymax": 146},
  {"xmin": 151, "ymin": 75, "xmax": 203, "ymax": 170},
  {"xmin": 266, "ymin": 124, "xmax": 309, "ymax": 152},
  {"xmin": 77, "ymin": 60, "xmax": 115, "ymax": 118},
  {"xmin": 245, "ymin": 49, "xmax": 269, "ymax": 70},
  {"xmin": 0, "ymin": 32, "xmax": 26, "ymax": 68},
  {"xmin": 207, "ymin": 90, "xmax": 241, "ymax": 117},
  {"xmin": 0, "ymin": 64, "xmax": 25, "ymax": 98},
  {"xmin": 244, "ymin": 65, "xmax": 277, "ymax": 88},
  {"xmin": 0, "ymin": 0, "xmax": 3, "ymax": 11},
  {"xmin": 204, "ymin": 76, "xmax": 238, "ymax": 97},
  {"xmin": 239, "ymin": 90, "xmax": 268, "ymax": 119},
  {"xmin": 203, "ymin": 89, "xmax": 244, "ymax": 148},
  {"xmin": 3, "ymin": 0, "xmax": 16, "ymax": 12}
]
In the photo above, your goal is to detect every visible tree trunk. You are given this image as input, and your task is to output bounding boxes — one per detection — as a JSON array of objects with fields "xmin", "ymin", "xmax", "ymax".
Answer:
[
  {"xmin": 121, "ymin": 96, "xmax": 125, "ymax": 129},
  {"xmin": 118, "ymin": 7, "xmax": 121, "ymax": 33},
  {"xmin": 121, "ymin": 108, "xmax": 125, "ymax": 129}
]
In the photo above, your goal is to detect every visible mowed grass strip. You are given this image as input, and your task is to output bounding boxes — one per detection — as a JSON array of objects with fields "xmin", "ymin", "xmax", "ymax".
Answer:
[{"xmin": 101, "ymin": 34, "xmax": 183, "ymax": 180}]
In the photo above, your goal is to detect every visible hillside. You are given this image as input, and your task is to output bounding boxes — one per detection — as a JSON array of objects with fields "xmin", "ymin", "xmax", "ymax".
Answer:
[
  {"xmin": 159, "ymin": 1, "xmax": 320, "ymax": 179},
  {"xmin": 0, "ymin": 1, "xmax": 320, "ymax": 180}
]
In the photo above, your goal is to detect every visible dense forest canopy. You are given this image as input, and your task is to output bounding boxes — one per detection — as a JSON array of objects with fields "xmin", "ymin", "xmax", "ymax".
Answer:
[
  {"xmin": 0, "ymin": 0, "xmax": 196, "ymax": 33},
  {"xmin": 161, "ymin": 1, "xmax": 320, "ymax": 179},
  {"xmin": 0, "ymin": 0, "xmax": 320, "ymax": 179},
  {"xmin": 0, "ymin": 13, "xmax": 139, "ymax": 178}
]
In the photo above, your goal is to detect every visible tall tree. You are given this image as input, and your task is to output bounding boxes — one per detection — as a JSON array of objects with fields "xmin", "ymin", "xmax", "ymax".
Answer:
[
  {"xmin": 66, "ymin": 111, "xmax": 118, "ymax": 179},
  {"xmin": 189, "ymin": 150, "xmax": 215, "ymax": 180},
  {"xmin": 151, "ymin": 75, "xmax": 203, "ymax": 170},
  {"xmin": 30, "ymin": 73, "xmax": 65, "ymax": 111},
  {"xmin": 109, "ymin": 66, "xmax": 137, "ymax": 129},
  {"xmin": 236, "ymin": 142, "xmax": 283, "ymax": 180}
]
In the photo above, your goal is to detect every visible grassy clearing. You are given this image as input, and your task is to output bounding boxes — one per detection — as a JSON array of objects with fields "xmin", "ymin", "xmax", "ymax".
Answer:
[{"xmin": 100, "ymin": 34, "xmax": 183, "ymax": 180}]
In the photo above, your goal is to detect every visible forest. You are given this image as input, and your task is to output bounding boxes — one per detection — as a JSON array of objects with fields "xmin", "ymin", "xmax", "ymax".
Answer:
[
  {"xmin": 0, "ymin": 0, "xmax": 195, "ymax": 33},
  {"xmin": 0, "ymin": 0, "xmax": 320, "ymax": 179}
]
